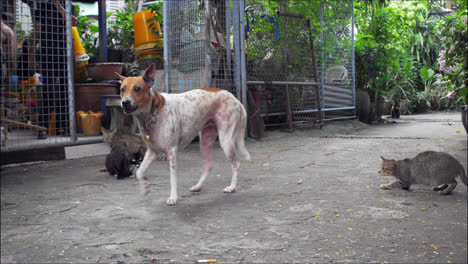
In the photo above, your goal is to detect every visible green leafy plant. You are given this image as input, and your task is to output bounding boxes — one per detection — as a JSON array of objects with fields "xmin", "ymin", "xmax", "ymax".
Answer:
[
  {"xmin": 420, "ymin": 67, "xmax": 435, "ymax": 92},
  {"xmin": 354, "ymin": 0, "xmax": 451, "ymax": 116},
  {"xmin": 147, "ymin": 1, "xmax": 163, "ymax": 36},
  {"xmin": 144, "ymin": 2, "xmax": 164, "ymax": 60},
  {"xmin": 436, "ymin": 0, "xmax": 467, "ymax": 105},
  {"xmin": 76, "ymin": 5, "xmax": 99, "ymax": 58},
  {"xmin": 107, "ymin": 1, "xmax": 136, "ymax": 62}
]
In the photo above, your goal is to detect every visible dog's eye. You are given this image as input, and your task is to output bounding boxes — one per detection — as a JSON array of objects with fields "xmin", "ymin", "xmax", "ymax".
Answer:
[
  {"xmin": 134, "ymin": 86, "xmax": 142, "ymax": 93},
  {"xmin": 121, "ymin": 87, "xmax": 126, "ymax": 94}
]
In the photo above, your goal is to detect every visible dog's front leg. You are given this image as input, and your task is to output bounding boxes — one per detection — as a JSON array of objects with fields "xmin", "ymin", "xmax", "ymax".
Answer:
[
  {"xmin": 166, "ymin": 147, "xmax": 178, "ymax": 205},
  {"xmin": 136, "ymin": 148, "xmax": 157, "ymax": 195}
]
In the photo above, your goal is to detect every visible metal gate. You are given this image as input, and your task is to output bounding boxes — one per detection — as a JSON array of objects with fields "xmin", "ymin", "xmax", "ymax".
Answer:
[{"xmin": 1, "ymin": 0, "xmax": 75, "ymax": 152}]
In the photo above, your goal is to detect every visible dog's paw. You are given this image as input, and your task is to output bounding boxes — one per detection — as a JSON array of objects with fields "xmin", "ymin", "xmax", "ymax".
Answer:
[
  {"xmin": 223, "ymin": 186, "xmax": 237, "ymax": 193},
  {"xmin": 141, "ymin": 184, "xmax": 150, "ymax": 196},
  {"xmin": 139, "ymin": 179, "xmax": 150, "ymax": 196},
  {"xmin": 380, "ymin": 184, "xmax": 390, "ymax": 190},
  {"xmin": 166, "ymin": 196, "xmax": 177, "ymax": 206},
  {"xmin": 189, "ymin": 184, "xmax": 202, "ymax": 192}
]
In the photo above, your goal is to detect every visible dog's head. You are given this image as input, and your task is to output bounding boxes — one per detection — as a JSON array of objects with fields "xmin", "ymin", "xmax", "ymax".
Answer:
[{"xmin": 116, "ymin": 64, "xmax": 164, "ymax": 115}]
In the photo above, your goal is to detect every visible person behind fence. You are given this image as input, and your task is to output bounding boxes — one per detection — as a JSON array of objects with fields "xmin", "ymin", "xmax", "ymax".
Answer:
[{"xmin": 25, "ymin": 0, "xmax": 77, "ymax": 139}]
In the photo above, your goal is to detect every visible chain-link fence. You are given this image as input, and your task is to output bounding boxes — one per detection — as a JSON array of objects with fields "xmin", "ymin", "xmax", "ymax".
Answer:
[
  {"xmin": 318, "ymin": 0, "xmax": 355, "ymax": 121},
  {"xmin": 163, "ymin": 0, "xmax": 244, "ymax": 99},
  {"xmin": 1, "ymin": 0, "xmax": 354, "ymax": 152},
  {"xmin": 1, "ymin": 0, "xmax": 75, "ymax": 151},
  {"xmin": 244, "ymin": 7, "xmax": 323, "ymax": 129},
  {"xmin": 244, "ymin": 0, "xmax": 354, "ymax": 127}
]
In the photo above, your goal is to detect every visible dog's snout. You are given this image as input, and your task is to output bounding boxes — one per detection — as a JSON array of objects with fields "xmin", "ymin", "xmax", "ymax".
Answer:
[
  {"xmin": 122, "ymin": 99, "xmax": 130, "ymax": 107},
  {"xmin": 121, "ymin": 99, "xmax": 133, "ymax": 113}
]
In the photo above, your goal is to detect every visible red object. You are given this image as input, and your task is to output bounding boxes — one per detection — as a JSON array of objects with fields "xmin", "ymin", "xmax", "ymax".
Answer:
[{"xmin": 250, "ymin": 90, "xmax": 260, "ymax": 106}]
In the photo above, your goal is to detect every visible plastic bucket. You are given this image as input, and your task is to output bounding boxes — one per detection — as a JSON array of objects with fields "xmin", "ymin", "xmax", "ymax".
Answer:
[
  {"xmin": 78, "ymin": 113, "xmax": 103, "ymax": 136},
  {"xmin": 133, "ymin": 11, "xmax": 161, "ymax": 46},
  {"xmin": 72, "ymin": 27, "xmax": 85, "ymax": 56}
]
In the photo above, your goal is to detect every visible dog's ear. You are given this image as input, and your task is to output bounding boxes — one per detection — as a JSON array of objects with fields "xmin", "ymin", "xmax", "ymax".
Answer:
[
  {"xmin": 152, "ymin": 89, "xmax": 165, "ymax": 109},
  {"xmin": 142, "ymin": 63, "xmax": 156, "ymax": 88},
  {"xmin": 115, "ymin": 72, "xmax": 126, "ymax": 81}
]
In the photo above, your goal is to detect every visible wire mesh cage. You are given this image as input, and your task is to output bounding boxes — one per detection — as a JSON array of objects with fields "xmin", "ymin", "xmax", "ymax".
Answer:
[
  {"xmin": 244, "ymin": 0, "xmax": 355, "ymax": 127},
  {"xmin": 1, "ymin": 0, "xmax": 74, "ymax": 151},
  {"xmin": 164, "ymin": 0, "xmax": 241, "ymax": 97},
  {"xmin": 244, "ymin": 6, "xmax": 323, "ymax": 129},
  {"xmin": 318, "ymin": 0, "xmax": 355, "ymax": 121}
]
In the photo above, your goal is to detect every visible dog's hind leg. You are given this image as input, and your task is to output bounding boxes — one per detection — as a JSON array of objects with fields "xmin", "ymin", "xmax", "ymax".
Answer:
[
  {"xmin": 190, "ymin": 123, "xmax": 218, "ymax": 192},
  {"xmin": 136, "ymin": 148, "xmax": 156, "ymax": 195},
  {"xmin": 219, "ymin": 128, "xmax": 240, "ymax": 193}
]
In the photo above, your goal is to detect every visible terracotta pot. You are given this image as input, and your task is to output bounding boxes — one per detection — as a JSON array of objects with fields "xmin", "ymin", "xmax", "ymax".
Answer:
[
  {"xmin": 86, "ymin": 62, "xmax": 124, "ymax": 82},
  {"xmin": 74, "ymin": 83, "xmax": 119, "ymax": 113}
]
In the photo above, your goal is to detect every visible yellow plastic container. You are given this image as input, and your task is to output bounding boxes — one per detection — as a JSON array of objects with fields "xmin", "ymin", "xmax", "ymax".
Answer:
[
  {"xmin": 77, "ymin": 112, "xmax": 103, "ymax": 136},
  {"xmin": 133, "ymin": 11, "xmax": 161, "ymax": 47},
  {"xmin": 72, "ymin": 27, "xmax": 85, "ymax": 56}
]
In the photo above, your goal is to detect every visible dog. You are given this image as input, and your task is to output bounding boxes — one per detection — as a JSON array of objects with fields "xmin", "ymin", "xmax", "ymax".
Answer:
[{"xmin": 116, "ymin": 64, "xmax": 251, "ymax": 205}]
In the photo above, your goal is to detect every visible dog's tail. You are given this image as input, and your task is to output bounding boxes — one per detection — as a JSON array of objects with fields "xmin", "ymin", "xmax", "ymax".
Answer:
[{"xmin": 235, "ymin": 107, "xmax": 251, "ymax": 161}]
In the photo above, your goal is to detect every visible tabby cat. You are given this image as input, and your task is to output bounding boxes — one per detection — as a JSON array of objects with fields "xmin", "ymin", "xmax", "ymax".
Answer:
[{"xmin": 378, "ymin": 151, "xmax": 467, "ymax": 195}]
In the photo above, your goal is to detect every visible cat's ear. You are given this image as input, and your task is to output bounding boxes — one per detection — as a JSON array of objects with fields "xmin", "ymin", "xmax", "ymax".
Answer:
[
  {"xmin": 101, "ymin": 127, "xmax": 117, "ymax": 142},
  {"xmin": 380, "ymin": 156, "xmax": 386, "ymax": 161}
]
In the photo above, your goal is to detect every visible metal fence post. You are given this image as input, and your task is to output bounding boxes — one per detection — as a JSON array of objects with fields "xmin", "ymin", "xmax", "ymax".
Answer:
[
  {"xmin": 239, "ymin": 0, "xmax": 247, "ymax": 107},
  {"xmin": 351, "ymin": 0, "xmax": 356, "ymax": 115},
  {"xmin": 163, "ymin": 0, "xmax": 170, "ymax": 93},
  {"xmin": 233, "ymin": 0, "xmax": 241, "ymax": 100},
  {"xmin": 66, "ymin": 0, "xmax": 77, "ymax": 142},
  {"xmin": 204, "ymin": 0, "xmax": 212, "ymax": 88},
  {"xmin": 320, "ymin": 2, "xmax": 325, "ymax": 111}
]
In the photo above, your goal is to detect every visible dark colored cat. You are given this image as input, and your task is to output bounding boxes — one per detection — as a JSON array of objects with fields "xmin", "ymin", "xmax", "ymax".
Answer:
[
  {"xmin": 379, "ymin": 151, "xmax": 467, "ymax": 194},
  {"xmin": 102, "ymin": 128, "xmax": 147, "ymax": 179},
  {"xmin": 106, "ymin": 144, "xmax": 133, "ymax": 179},
  {"xmin": 391, "ymin": 103, "xmax": 400, "ymax": 118}
]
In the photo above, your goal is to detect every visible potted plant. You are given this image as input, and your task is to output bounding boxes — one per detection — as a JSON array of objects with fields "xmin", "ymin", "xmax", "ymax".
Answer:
[{"xmin": 107, "ymin": 5, "xmax": 136, "ymax": 63}]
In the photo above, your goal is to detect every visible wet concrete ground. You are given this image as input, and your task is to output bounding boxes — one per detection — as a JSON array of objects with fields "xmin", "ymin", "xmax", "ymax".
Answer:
[{"xmin": 1, "ymin": 112, "xmax": 467, "ymax": 263}]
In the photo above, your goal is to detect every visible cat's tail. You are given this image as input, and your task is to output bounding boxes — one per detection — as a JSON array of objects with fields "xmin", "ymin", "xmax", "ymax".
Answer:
[{"xmin": 458, "ymin": 163, "xmax": 467, "ymax": 186}]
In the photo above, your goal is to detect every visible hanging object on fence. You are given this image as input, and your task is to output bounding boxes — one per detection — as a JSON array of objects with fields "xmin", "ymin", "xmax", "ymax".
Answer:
[
  {"xmin": 133, "ymin": 11, "xmax": 163, "ymax": 61},
  {"xmin": 72, "ymin": 27, "xmax": 89, "ymax": 82}
]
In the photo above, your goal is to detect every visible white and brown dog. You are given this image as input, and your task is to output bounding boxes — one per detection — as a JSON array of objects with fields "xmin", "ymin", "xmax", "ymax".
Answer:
[{"xmin": 117, "ymin": 64, "xmax": 251, "ymax": 205}]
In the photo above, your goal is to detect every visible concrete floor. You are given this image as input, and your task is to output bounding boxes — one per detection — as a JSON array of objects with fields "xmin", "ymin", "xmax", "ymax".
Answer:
[{"xmin": 1, "ymin": 112, "xmax": 467, "ymax": 263}]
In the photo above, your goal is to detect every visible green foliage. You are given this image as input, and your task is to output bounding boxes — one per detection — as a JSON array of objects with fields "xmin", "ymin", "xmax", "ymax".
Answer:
[
  {"xmin": 76, "ymin": 5, "xmax": 99, "ymax": 58},
  {"xmin": 76, "ymin": 1, "xmax": 163, "ymax": 63},
  {"xmin": 107, "ymin": 4, "xmax": 136, "ymax": 62},
  {"xmin": 147, "ymin": 1, "xmax": 163, "ymax": 31},
  {"xmin": 145, "ymin": 1, "xmax": 164, "ymax": 60},
  {"xmin": 354, "ymin": 0, "xmax": 455, "ymax": 113},
  {"xmin": 420, "ymin": 67, "xmax": 435, "ymax": 91},
  {"xmin": 436, "ymin": 0, "xmax": 467, "ymax": 105}
]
